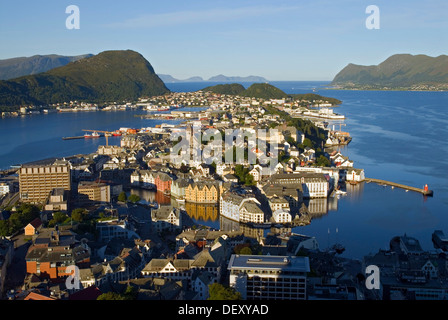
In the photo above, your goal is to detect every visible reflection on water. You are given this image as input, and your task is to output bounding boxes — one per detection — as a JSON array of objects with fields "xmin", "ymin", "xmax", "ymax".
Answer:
[
  {"xmin": 184, "ymin": 202, "xmax": 219, "ymax": 222},
  {"xmin": 129, "ymin": 188, "xmax": 171, "ymax": 205}
]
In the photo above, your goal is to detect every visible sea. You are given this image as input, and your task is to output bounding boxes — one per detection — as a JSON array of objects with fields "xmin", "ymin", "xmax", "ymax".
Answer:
[{"xmin": 1, "ymin": 81, "xmax": 447, "ymax": 259}]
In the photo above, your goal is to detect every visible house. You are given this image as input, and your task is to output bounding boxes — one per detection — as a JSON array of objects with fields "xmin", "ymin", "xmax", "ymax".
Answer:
[
  {"xmin": 272, "ymin": 208, "xmax": 292, "ymax": 223},
  {"xmin": 151, "ymin": 205, "xmax": 182, "ymax": 233},
  {"xmin": 24, "ymin": 218, "xmax": 42, "ymax": 236},
  {"xmin": 346, "ymin": 168, "xmax": 365, "ymax": 182},
  {"xmin": 185, "ymin": 181, "xmax": 221, "ymax": 204}
]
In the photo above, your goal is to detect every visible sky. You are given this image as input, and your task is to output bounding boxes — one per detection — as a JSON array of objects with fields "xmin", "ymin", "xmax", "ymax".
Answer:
[{"xmin": 0, "ymin": 0, "xmax": 447, "ymax": 81}]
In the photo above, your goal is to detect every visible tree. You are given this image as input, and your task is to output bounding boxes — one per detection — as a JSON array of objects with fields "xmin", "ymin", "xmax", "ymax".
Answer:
[
  {"xmin": 117, "ymin": 191, "xmax": 127, "ymax": 202},
  {"xmin": 128, "ymin": 194, "xmax": 141, "ymax": 203},
  {"xmin": 208, "ymin": 283, "xmax": 242, "ymax": 300},
  {"xmin": 97, "ymin": 292, "xmax": 127, "ymax": 300},
  {"xmin": 71, "ymin": 208, "xmax": 88, "ymax": 222},
  {"xmin": 48, "ymin": 211, "xmax": 70, "ymax": 227},
  {"xmin": 240, "ymin": 247, "xmax": 253, "ymax": 255}
]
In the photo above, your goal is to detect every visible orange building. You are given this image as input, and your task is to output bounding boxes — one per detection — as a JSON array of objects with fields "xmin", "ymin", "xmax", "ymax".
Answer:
[
  {"xmin": 25, "ymin": 227, "xmax": 90, "ymax": 279},
  {"xmin": 24, "ymin": 218, "xmax": 42, "ymax": 236}
]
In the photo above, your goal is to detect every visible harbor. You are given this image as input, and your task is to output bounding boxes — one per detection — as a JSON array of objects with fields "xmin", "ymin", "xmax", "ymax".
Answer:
[{"xmin": 364, "ymin": 178, "xmax": 434, "ymax": 196}]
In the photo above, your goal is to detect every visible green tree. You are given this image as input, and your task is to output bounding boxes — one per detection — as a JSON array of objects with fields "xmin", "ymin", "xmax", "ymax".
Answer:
[
  {"xmin": 240, "ymin": 247, "xmax": 253, "ymax": 255},
  {"xmin": 128, "ymin": 194, "xmax": 141, "ymax": 203},
  {"xmin": 71, "ymin": 208, "xmax": 88, "ymax": 222},
  {"xmin": 97, "ymin": 292, "xmax": 127, "ymax": 300},
  {"xmin": 117, "ymin": 191, "xmax": 127, "ymax": 202},
  {"xmin": 48, "ymin": 211, "xmax": 69, "ymax": 227},
  {"xmin": 208, "ymin": 283, "xmax": 242, "ymax": 300}
]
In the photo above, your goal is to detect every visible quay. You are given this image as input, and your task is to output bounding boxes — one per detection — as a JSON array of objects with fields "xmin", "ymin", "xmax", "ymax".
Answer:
[{"xmin": 364, "ymin": 178, "xmax": 434, "ymax": 196}]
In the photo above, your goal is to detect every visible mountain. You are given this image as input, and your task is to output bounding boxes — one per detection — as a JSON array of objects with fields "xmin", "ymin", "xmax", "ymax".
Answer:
[
  {"xmin": 241, "ymin": 83, "xmax": 288, "ymax": 99},
  {"xmin": 207, "ymin": 74, "xmax": 268, "ymax": 82},
  {"xmin": 202, "ymin": 83, "xmax": 246, "ymax": 95},
  {"xmin": 332, "ymin": 54, "xmax": 448, "ymax": 89},
  {"xmin": 0, "ymin": 50, "xmax": 170, "ymax": 107},
  {"xmin": 0, "ymin": 54, "xmax": 93, "ymax": 80},
  {"xmin": 158, "ymin": 74, "xmax": 204, "ymax": 83},
  {"xmin": 157, "ymin": 74, "xmax": 268, "ymax": 83}
]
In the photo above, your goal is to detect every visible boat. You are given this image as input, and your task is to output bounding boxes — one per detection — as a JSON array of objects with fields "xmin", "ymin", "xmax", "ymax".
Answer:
[
  {"xmin": 84, "ymin": 132, "xmax": 100, "ymax": 138},
  {"xmin": 112, "ymin": 130, "xmax": 122, "ymax": 136}
]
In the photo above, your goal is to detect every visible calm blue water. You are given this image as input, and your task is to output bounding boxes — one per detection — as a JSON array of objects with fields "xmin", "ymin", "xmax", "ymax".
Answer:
[{"xmin": 1, "ymin": 81, "xmax": 447, "ymax": 258}]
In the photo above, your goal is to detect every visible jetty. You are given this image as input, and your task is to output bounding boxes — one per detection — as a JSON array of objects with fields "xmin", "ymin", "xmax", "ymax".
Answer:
[{"xmin": 364, "ymin": 178, "xmax": 433, "ymax": 196}]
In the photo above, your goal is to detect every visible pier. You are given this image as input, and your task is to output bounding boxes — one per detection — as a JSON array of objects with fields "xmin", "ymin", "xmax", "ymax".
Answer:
[{"xmin": 364, "ymin": 178, "xmax": 433, "ymax": 196}]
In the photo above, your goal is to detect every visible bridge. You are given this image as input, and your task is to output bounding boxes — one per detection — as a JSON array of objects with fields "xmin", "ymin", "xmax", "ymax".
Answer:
[{"xmin": 363, "ymin": 178, "xmax": 434, "ymax": 196}]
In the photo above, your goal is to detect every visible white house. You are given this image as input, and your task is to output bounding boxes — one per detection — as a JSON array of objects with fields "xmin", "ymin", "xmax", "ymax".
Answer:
[{"xmin": 272, "ymin": 208, "xmax": 292, "ymax": 223}]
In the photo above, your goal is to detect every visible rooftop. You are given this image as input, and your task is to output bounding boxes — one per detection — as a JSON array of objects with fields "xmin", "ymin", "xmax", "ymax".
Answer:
[{"xmin": 228, "ymin": 254, "xmax": 310, "ymax": 272}]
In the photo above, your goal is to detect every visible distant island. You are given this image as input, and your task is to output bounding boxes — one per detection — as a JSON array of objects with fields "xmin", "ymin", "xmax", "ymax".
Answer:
[
  {"xmin": 0, "ymin": 54, "xmax": 93, "ymax": 80},
  {"xmin": 158, "ymin": 74, "xmax": 268, "ymax": 83},
  {"xmin": 331, "ymin": 54, "xmax": 448, "ymax": 91}
]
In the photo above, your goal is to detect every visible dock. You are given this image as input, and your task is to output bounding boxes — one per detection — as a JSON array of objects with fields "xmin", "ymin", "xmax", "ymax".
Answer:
[
  {"xmin": 364, "ymin": 178, "xmax": 434, "ymax": 196},
  {"xmin": 62, "ymin": 136, "xmax": 85, "ymax": 140}
]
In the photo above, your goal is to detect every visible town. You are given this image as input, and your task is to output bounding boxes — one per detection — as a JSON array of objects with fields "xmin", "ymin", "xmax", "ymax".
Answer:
[{"xmin": 0, "ymin": 89, "xmax": 447, "ymax": 301}]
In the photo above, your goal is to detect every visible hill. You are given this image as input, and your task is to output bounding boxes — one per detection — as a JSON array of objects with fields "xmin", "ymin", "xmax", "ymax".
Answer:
[
  {"xmin": 202, "ymin": 83, "xmax": 246, "ymax": 95},
  {"xmin": 0, "ymin": 54, "xmax": 93, "ymax": 80},
  {"xmin": 0, "ymin": 50, "xmax": 170, "ymax": 107},
  {"xmin": 208, "ymin": 74, "xmax": 268, "ymax": 82},
  {"xmin": 157, "ymin": 74, "xmax": 267, "ymax": 83},
  {"xmin": 332, "ymin": 54, "xmax": 448, "ymax": 89},
  {"xmin": 241, "ymin": 83, "xmax": 289, "ymax": 99}
]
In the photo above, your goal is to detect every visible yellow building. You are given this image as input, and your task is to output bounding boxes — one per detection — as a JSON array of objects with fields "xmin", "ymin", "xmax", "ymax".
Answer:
[
  {"xmin": 185, "ymin": 181, "xmax": 221, "ymax": 204},
  {"xmin": 19, "ymin": 163, "xmax": 71, "ymax": 204}
]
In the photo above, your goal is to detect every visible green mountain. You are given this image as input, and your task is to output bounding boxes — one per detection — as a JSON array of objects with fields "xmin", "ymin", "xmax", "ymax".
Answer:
[
  {"xmin": 0, "ymin": 54, "xmax": 93, "ymax": 80},
  {"xmin": 202, "ymin": 83, "xmax": 246, "ymax": 95},
  {"xmin": 332, "ymin": 54, "xmax": 448, "ymax": 89},
  {"xmin": 0, "ymin": 50, "xmax": 170, "ymax": 107},
  {"xmin": 241, "ymin": 83, "xmax": 289, "ymax": 99}
]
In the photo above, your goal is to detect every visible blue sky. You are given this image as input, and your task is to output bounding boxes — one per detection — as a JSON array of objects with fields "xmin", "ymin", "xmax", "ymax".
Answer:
[{"xmin": 1, "ymin": 0, "xmax": 447, "ymax": 80}]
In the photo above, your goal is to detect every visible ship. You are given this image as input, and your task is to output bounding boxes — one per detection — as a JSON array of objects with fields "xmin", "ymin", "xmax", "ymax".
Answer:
[
  {"xmin": 84, "ymin": 132, "xmax": 100, "ymax": 138},
  {"xmin": 112, "ymin": 130, "xmax": 122, "ymax": 136}
]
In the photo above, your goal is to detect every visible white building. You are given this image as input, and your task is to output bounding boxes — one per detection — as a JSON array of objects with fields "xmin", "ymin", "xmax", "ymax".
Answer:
[
  {"xmin": 272, "ymin": 208, "xmax": 292, "ymax": 223},
  {"xmin": 0, "ymin": 183, "xmax": 10, "ymax": 196},
  {"xmin": 228, "ymin": 254, "xmax": 310, "ymax": 300}
]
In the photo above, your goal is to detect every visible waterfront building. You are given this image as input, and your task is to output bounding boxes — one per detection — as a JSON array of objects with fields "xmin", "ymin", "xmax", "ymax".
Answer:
[
  {"xmin": 154, "ymin": 172, "xmax": 173, "ymax": 194},
  {"xmin": 19, "ymin": 162, "xmax": 71, "ymax": 204},
  {"xmin": 185, "ymin": 180, "xmax": 221, "ymax": 204},
  {"xmin": 272, "ymin": 208, "xmax": 292, "ymax": 223},
  {"xmin": 219, "ymin": 190, "xmax": 263, "ymax": 223},
  {"xmin": 267, "ymin": 173, "xmax": 329, "ymax": 198},
  {"xmin": 268, "ymin": 196, "xmax": 290, "ymax": 212},
  {"xmin": 228, "ymin": 254, "xmax": 310, "ymax": 300},
  {"xmin": 171, "ymin": 178, "xmax": 191, "ymax": 199},
  {"xmin": 345, "ymin": 168, "xmax": 365, "ymax": 183}
]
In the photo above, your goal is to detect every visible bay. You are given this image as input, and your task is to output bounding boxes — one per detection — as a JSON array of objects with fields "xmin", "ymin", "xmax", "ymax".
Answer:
[{"xmin": 1, "ymin": 81, "xmax": 447, "ymax": 259}]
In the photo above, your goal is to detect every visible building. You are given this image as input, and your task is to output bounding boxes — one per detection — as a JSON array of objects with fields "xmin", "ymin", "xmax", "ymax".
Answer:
[
  {"xmin": 151, "ymin": 205, "xmax": 182, "ymax": 233},
  {"xmin": 77, "ymin": 181, "xmax": 111, "ymax": 205},
  {"xmin": 267, "ymin": 173, "xmax": 329, "ymax": 198},
  {"xmin": 220, "ymin": 191, "xmax": 263, "ymax": 223},
  {"xmin": 96, "ymin": 219, "xmax": 140, "ymax": 243},
  {"xmin": 25, "ymin": 227, "xmax": 91, "ymax": 279},
  {"xmin": 24, "ymin": 218, "xmax": 42, "ymax": 237},
  {"xmin": 44, "ymin": 188, "xmax": 69, "ymax": 213},
  {"xmin": 154, "ymin": 172, "xmax": 173, "ymax": 194},
  {"xmin": 228, "ymin": 254, "xmax": 310, "ymax": 300},
  {"xmin": 19, "ymin": 163, "xmax": 71, "ymax": 204},
  {"xmin": 171, "ymin": 178, "xmax": 191, "ymax": 199},
  {"xmin": 272, "ymin": 208, "xmax": 292, "ymax": 223},
  {"xmin": 0, "ymin": 183, "xmax": 10, "ymax": 196},
  {"xmin": 185, "ymin": 181, "xmax": 221, "ymax": 204}
]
